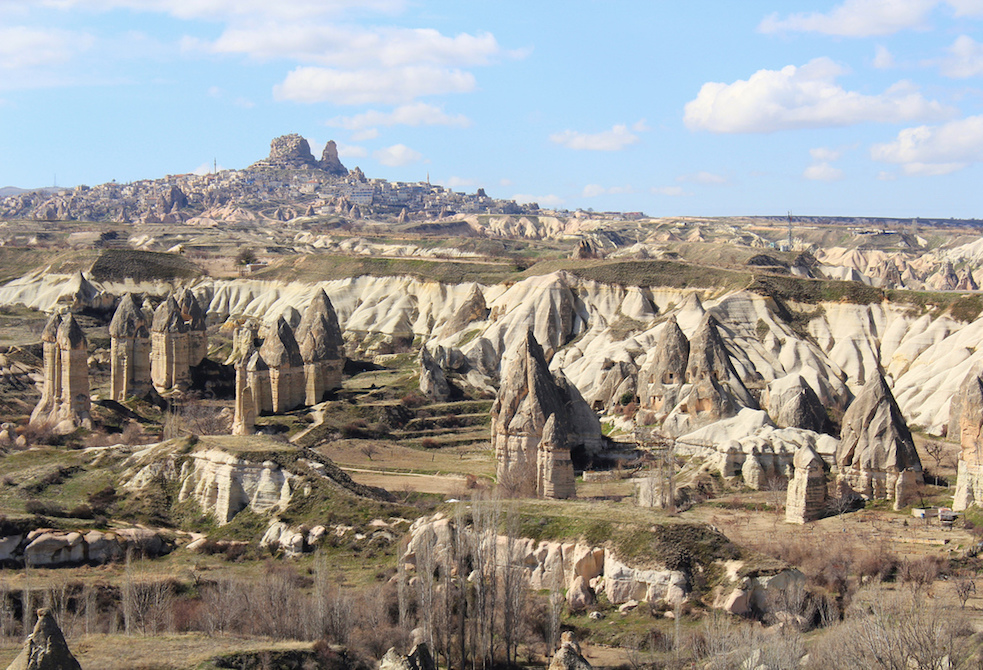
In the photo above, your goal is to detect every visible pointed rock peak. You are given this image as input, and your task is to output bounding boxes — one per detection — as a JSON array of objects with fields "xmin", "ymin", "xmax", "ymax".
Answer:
[
  {"xmin": 41, "ymin": 313, "xmax": 63, "ymax": 343},
  {"xmin": 246, "ymin": 350, "xmax": 268, "ymax": 372},
  {"xmin": 297, "ymin": 289, "xmax": 343, "ymax": 357},
  {"xmin": 678, "ymin": 292, "xmax": 704, "ymax": 313},
  {"xmin": 7, "ymin": 608, "xmax": 82, "ymax": 670},
  {"xmin": 177, "ymin": 289, "xmax": 206, "ymax": 330},
  {"xmin": 152, "ymin": 296, "xmax": 187, "ymax": 333},
  {"xmin": 521, "ymin": 329, "xmax": 551, "ymax": 369},
  {"xmin": 319, "ymin": 139, "xmax": 348, "ymax": 176},
  {"xmin": 793, "ymin": 444, "xmax": 824, "ymax": 471},
  {"xmin": 56, "ymin": 314, "xmax": 86, "ymax": 350},
  {"xmin": 260, "ymin": 316, "xmax": 303, "ymax": 368},
  {"xmin": 540, "ymin": 413, "xmax": 566, "ymax": 448},
  {"xmin": 837, "ymin": 370, "xmax": 922, "ymax": 473},
  {"xmin": 110, "ymin": 293, "xmax": 146, "ymax": 338}
]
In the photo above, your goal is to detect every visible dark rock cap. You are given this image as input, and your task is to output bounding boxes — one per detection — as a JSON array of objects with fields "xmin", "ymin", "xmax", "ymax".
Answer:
[
  {"xmin": 55, "ymin": 314, "xmax": 87, "ymax": 350},
  {"xmin": 259, "ymin": 316, "xmax": 304, "ymax": 368},
  {"xmin": 152, "ymin": 296, "xmax": 187, "ymax": 333},
  {"xmin": 109, "ymin": 293, "xmax": 147, "ymax": 338}
]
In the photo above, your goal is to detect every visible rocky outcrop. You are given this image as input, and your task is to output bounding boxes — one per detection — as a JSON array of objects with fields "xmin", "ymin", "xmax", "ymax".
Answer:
[
  {"xmin": 6, "ymin": 608, "xmax": 81, "ymax": 670},
  {"xmin": 763, "ymin": 375, "xmax": 828, "ymax": 433},
  {"xmin": 260, "ymin": 316, "xmax": 306, "ymax": 413},
  {"xmin": 319, "ymin": 140, "xmax": 348, "ymax": 176},
  {"xmin": 953, "ymin": 367, "xmax": 983, "ymax": 510},
  {"xmin": 419, "ymin": 347, "xmax": 450, "ymax": 402},
  {"xmin": 548, "ymin": 632, "xmax": 592, "ymax": 670},
  {"xmin": 836, "ymin": 373, "xmax": 923, "ymax": 508},
  {"xmin": 31, "ymin": 314, "xmax": 91, "ymax": 432},
  {"xmin": 232, "ymin": 326, "xmax": 257, "ymax": 436},
  {"xmin": 492, "ymin": 331, "xmax": 603, "ymax": 497},
  {"xmin": 440, "ymin": 284, "xmax": 488, "ymax": 338},
  {"xmin": 0, "ymin": 527, "xmax": 170, "ymax": 568},
  {"xmin": 785, "ymin": 445, "xmax": 828, "ymax": 523},
  {"xmin": 177, "ymin": 288, "xmax": 208, "ymax": 366},
  {"xmin": 109, "ymin": 293, "xmax": 151, "ymax": 401},
  {"xmin": 536, "ymin": 414, "xmax": 576, "ymax": 499},
  {"xmin": 379, "ymin": 644, "xmax": 435, "ymax": 670},
  {"xmin": 56, "ymin": 272, "xmax": 112, "ymax": 313},
  {"xmin": 296, "ymin": 289, "xmax": 345, "ymax": 405},
  {"xmin": 177, "ymin": 448, "xmax": 293, "ymax": 524},
  {"xmin": 255, "ymin": 134, "xmax": 319, "ymax": 170}
]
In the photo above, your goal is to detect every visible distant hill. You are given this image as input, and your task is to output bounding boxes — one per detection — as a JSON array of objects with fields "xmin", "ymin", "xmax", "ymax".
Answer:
[{"xmin": 0, "ymin": 186, "xmax": 64, "ymax": 198}]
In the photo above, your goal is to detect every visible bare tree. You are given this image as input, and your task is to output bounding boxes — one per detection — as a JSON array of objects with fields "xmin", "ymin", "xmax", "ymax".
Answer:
[
  {"xmin": 954, "ymin": 574, "xmax": 976, "ymax": 610},
  {"xmin": 415, "ymin": 524, "xmax": 438, "ymax": 654},
  {"xmin": 923, "ymin": 441, "xmax": 947, "ymax": 473},
  {"xmin": 470, "ymin": 492, "xmax": 499, "ymax": 670},
  {"xmin": 502, "ymin": 505, "xmax": 527, "ymax": 668},
  {"xmin": 546, "ymin": 550, "xmax": 565, "ymax": 658}
]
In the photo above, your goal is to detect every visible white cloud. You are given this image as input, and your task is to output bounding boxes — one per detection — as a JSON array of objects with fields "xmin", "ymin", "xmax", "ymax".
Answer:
[
  {"xmin": 549, "ymin": 122, "xmax": 642, "ymax": 151},
  {"xmin": 684, "ymin": 58, "xmax": 954, "ymax": 133},
  {"xmin": 351, "ymin": 128, "xmax": 379, "ymax": 141},
  {"xmin": 938, "ymin": 35, "xmax": 983, "ymax": 78},
  {"xmin": 0, "ymin": 26, "xmax": 94, "ymax": 70},
  {"xmin": 374, "ymin": 143, "xmax": 422, "ymax": 166},
  {"xmin": 873, "ymin": 44, "xmax": 895, "ymax": 69},
  {"xmin": 758, "ymin": 0, "xmax": 937, "ymax": 37},
  {"xmin": 804, "ymin": 163, "xmax": 845, "ymax": 181},
  {"xmin": 192, "ymin": 162, "xmax": 226, "ymax": 175},
  {"xmin": 445, "ymin": 176, "xmax": 477, "ymax": 188},
  {"xmin": 26, "ymin": 0, "xmax": 406, "ymax": 21},
  {"xmin": 327, "ymin": 102, "xmax": 470, "ymax": 130},
  {"xmin": 678, "ymin": 171, "xmax": 727, "ymax": 185},
  {"xmin": 871, "ymin": 115, "xmax": 983, "ymax": 174},
  {"xmin": 499, "ymin": 178, "xmax": 513, "ymax": 187},
  {"xmin": 651, "ymin": 186, "xmax": 689, "ymax": 196},
  {"xmin": 810, "ymin": 147, "xmax": 843, "ymax": 162},
  {"xmin": 877, "ymin": 170, "xmax": 899, "ymax": 180},
  {"xmin": 512, "ymin": 193, "xmax": 564, "ymax": 207},
  {"xmin": 581, "ymin": 184, "xmax": 635, "ymax": 197},
  {"xmin": 205, "ymin": 24, "xmax": 499, "ymax": 68},
  {"xmin": 946, "ymin": 0, "xmax": 983, "ymax": 16},
  {"xmin": 336, "ymin": 143, "xmax": 367, "ymax": 158},
  {"xmin": 274, "ymin": 65, "xmax": 476, "ymax": 105}
]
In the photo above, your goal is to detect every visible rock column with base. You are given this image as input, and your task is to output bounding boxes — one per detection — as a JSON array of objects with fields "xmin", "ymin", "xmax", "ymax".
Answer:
[
  {"xmin": 55, "ymin": 314, "xmax": 91, "ymax": 432},
  {"xmin": 785, "ymin": 445, "xmax": 828, "ymax": 523},
  {"xmin": 295, "ymin": 289, "xmax": 345, "ymax": 405},
  {"xmin": 109, "ymin": 293, "xmax": 151, "ymax": 401},
  {"xmin": 29, "ymin": 314, "xmax": 63, "ymax": 426},
  {"xmin": 536, "ymin": 414, "xmax": 576, "ymax": 499},
  {"xmin": 953, "ymin": 367, "xmax": 983, "ymax": 510}
]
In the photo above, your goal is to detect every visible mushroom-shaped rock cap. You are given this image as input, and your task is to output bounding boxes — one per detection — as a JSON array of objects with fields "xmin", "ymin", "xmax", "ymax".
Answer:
[
  {"xmin": 40, "ymin": 314, "xmax": 63, "ymax": 343},
  {"xmin": 55, "ymin": 314, "xmax": 86, "ymax": 350},
  {"xmin": 793, "ymin": 443, "xmax": 825, "ymax": 471},
  {"xmin": 296, "ymin": 289, "xmax": 343, "ymax": 353},
  {"xmin": 6, "ymin": 608, "xmax": 82, "ymax": 670},
  {"xmin": 109, "ymin": 293, "xmax": 146, "ymax": 338},
  {"xmin": 246, "ymin": 350, "xmax": 268, "ymax": 372},
  {"xmin": 259, "ymin": 317, "xmax": 303, "ymax": 368},
  {"xmin": 177, "ymin": 289, "xmax": 207, "ymax": 331},
  {"xmin": 152, "ymin": 297, "xmax": 187, "ymax": 333},
  {"xmin": 539, "ymin": 413, "xmax": 567, "ymax": 449}
]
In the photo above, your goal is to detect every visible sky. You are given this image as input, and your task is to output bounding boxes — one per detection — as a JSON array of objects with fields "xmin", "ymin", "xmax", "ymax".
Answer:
[{"xmin": 2, "ymin": 0, "xmax": 983, "ymax": 218}]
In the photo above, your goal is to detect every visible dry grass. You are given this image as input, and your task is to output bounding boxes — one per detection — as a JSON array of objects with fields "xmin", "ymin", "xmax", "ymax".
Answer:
[{"xmin": 0, "ymin": 633, "xmax": 311, "ymax": 670}]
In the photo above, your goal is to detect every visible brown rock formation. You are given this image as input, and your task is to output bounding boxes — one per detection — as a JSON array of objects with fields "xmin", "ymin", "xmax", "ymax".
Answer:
[
  {"xmin": 440, "ymin": 284, "xmax": 488, "ymax": 338},
  {"xmin": 536, "ymin": 414, "xmax": 576, "ymax": 499},
  {"xmin": 295, "ymin": 289, "xmax": 344, "ymax": 405},
  {"xmin": 319, "ymin": 140, "xmax": 348, "ymax": 175},
  {"xmin": 109, "ymin": 293, "xmax": 151, "ymax": 401},
  {"xmin": 151, "ymin": 296, "xmax": 190, "ymax": 391},
  {"xmin": 419, "ymin": 347, "xmax": 450, "ymax": 402},
  {"xmin": 764, "ymin": 375, "xmax": 828, "ymax": 433},
  {"xmin": 836, "ymin": 373, "xmax": 923, "ymax": 508},
  {"xmin": 548, "ymin": 632, "xmax": 592, "ymax": 670},
  {"xmin": 36, "ymin": 314, "xmax": 92, "ymax": 433},
  {"xmin": 260, "ymin": 316, "xmax": 305, "ymax": 413},
  {"xmin": 785, "ymin": 445, "xmax": 828, "ymax": 523},
  {"xmin": 176, "ymin": 288, "xmax": 208, "ymax": 366},
  {"xmin": 493, "ymin": 331, "xmax": 602, "ymax": 497},
  {"xmin": 6, "ymin": 608, "xmax": 82, "ymax": 670},
  {"xmin": 954, "ymin": 366, "xmax": 983, "ymax": 510},
  {"xmin": 257, "ymin": 133, "xmax": 318, "ymax": 169}
]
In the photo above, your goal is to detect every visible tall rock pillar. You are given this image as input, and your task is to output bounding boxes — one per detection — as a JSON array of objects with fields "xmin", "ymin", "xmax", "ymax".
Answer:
[
  {"xmin": 296, "ymin": 289, "xmax": 345, "ymax": 405},
  {"xmin": 109, "ymin": 293, "xmax": 151, "ymax": 401},
  {"xmin": 151, "ymin": 297, "xmax": 190, "ymax": 392},
  {"xmin": 55, "ymin": 314, "xmax": 91, "ymax": 430},
  {"xmin": 785, "ymin": 445, "xmax": 828, "ymax": 523},
  {"xmin": 260, "ymin": 317, "xmax": 305, "ymax": 413},
  {"xmin": 30, "ymin": 314, "xmax": 63, "ymax": 426}
]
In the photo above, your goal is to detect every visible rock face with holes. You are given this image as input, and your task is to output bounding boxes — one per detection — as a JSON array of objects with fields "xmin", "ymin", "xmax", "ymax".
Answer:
[
  {"xmin": 786, "ymin": 444, "xmax": 829, "ymax": 523},
  {"xmin": 954, "ymin": 366, "xmax": 983, "ymax": 510},
  {"xmin": 492, "ymin": 331, "xmax": 602, "ymax": 497},
  {"xmin": 637, "ymin": 315, "xmax": 689, "ymax": 421},
  {"xmin": 109, "ymin": 292, "xmax": 151, "ymax": 401},
  {"xmin": 836, "ymin": 373, "xmax": 923, "ymax": 509}
]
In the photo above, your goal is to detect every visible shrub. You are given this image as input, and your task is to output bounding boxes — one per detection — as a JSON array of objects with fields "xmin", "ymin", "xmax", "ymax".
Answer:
[
  {"xmin": 400, "ymin": 393, "xmax": 426, "ymax": 409},
  {"xmin": 420, "ymin": 438, "xmax": 438, "ymax": 449},
  {"xmin": 24, "ymin": 499, "xmax": 66, "ymax": 517}
]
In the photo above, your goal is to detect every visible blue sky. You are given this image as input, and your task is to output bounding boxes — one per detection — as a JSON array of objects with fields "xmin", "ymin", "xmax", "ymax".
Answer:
[{"xmin": 3, "ymin": 0, "xmax": 983, "ymax": 218}]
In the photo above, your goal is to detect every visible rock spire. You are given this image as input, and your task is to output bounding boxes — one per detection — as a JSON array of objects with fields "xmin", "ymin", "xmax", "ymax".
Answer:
[
  {"xmin": 109, "ymin": 293, "xmax": 151, "ymax": 401},
  {"xmin": 953, "ymin": 366, "xmax": 983, "ymax": 510},
  {"xmin": 785, "ymin": 445, "xmax": 828, "ymax": 524},
  {"xmin": 6, "ymin": 608, "xmax": 82, "ymax": 670},
  {"xmin": 295, "ymin": 289, "xmax": 344, "ymax": 405},
  {"xmin": 835, "ymin": 372, "xmax": 922, "ymax": 508}
]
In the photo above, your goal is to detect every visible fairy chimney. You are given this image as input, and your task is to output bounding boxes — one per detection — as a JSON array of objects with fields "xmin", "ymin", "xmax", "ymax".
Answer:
[
  {"xmin": 260, "ymin": 316, "xmax": 305, "ymax": 413},
  {"xmin": 109, "ymin": 293, "xmax": 151, "ymax": 401},
  {"xmin": 6, "ymin": 608, "xmax": 82, "ymax": 670},
  {"xmin": 953, "ymin": 366, "xmax": 983, "ymax": 510},
  {"xmin": 836, "ymin": 373, "xmax": 923, "ymax": 509},
  {"xmin": 232, "ymin": 326, "xmax": 257, "ymax": 436},
  {"xmin": 30, "ymin": 314, "xmax": 63, "ymax": 426},
  {"xmin": 536, "ymin": 414, "xmax": 576, "ymax": 499},
  {"xmin": 55, "ymin": 314, "xmax": 91, "ymax": 430},
  {"xmin": 785, "ymin": 445, "xmax": 828, "ymax": 523},
  {"xmin": 151, "ymin": 296, "xmax": 190, "ymax": 391},
  {"xmin": 295, "ymin": 289, "xmax": 344, "ymax": 405},
  {"xmin": 176, "ymin": 288, "xmax": 208, "ymax": 366}
]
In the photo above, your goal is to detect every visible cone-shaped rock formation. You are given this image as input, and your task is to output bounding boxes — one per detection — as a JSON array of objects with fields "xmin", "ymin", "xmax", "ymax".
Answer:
[{"xmin": 6, "ymin": 608, "xmax": 82, "ymax": 670}]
